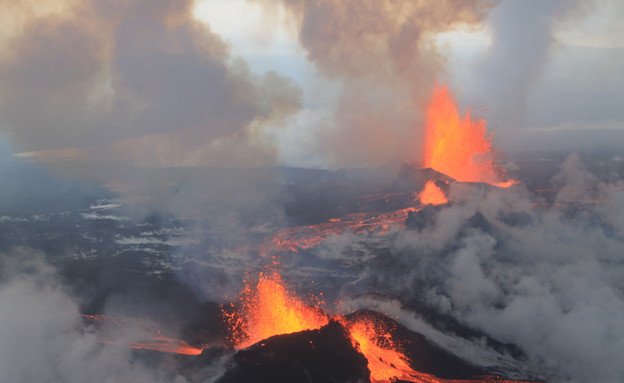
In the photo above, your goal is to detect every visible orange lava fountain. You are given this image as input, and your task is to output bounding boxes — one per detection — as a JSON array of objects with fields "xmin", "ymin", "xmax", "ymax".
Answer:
[
  {"xmin": 224, "ymin": 270, "xmax": 537, "ymax": 383},
  {"xmin": 423, "ymin": 84, "xmax": 514, "ymax": 188},
  {"xmin": 224, "ymin": 270, "xmax": 329, "ymax": 348},
  {"xmin": 419, "ymin": 181, "xmax": 448, "ymax": 205},
  {"xmin": 224, "ymin": 269, "xmax": 422, "ymax": 379}
]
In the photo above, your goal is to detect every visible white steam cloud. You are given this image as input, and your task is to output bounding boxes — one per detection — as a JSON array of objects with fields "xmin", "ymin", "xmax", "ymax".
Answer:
[
  {"xmin": 311, "ymin": 154, "xmax": 624, "ymax": 383},
  {"xmin": 0, "ymin": 250, "xmax": 190, "ymax": 383}
]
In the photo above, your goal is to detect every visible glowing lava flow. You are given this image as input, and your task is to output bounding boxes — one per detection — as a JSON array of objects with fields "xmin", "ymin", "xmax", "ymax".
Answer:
[
  {"xmin": 258, "ymin": 207, "xmax": 419, "ymax": 256},
  {"xmin": 423, "ymin": 84, "xmax": 514, "ymax": 188},
  {"xmin": 223, "ymin": 270, "xmax": 329, "ymax": 348},
  {"xmin": 345, "ymin": 317, "xmax": 419, "ymax": 382},
  {"xmin": 345, "ymin": 317, "xmax": 532, "ymax": 383},
  {"xmin": 82, "ymin": 314, "xmax": 203, "ymax": 355},
  {"xmin": 419, "ymin": 181, "xmax": 448, "ymax": 205}
]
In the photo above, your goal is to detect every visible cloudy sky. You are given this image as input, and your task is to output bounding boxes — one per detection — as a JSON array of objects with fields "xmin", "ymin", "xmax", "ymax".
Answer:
[{"xmin": 0, "ymin": 0, "xmax": 622, "ymax": 169}]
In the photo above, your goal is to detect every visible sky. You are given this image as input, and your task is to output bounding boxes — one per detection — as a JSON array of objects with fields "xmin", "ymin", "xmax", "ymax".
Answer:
[{"xmin": 0, "ymin": 0, "xmax": 622, "ymax": 170}]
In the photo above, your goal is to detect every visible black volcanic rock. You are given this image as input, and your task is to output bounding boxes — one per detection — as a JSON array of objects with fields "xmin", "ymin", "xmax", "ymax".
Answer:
[
  {"xmin": 405, "ymin": 204, "xmax": 442, "ymax": 230},
  {"xmin": 387, "ymin": 165, "xmax": 455, "ymax": 194},
  {"xmin": 216, "ymin": 320, "xmax": 369, "ymax": 383}
]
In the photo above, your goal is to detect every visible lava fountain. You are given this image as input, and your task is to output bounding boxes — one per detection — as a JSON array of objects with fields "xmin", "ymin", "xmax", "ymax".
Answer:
[
  {"xmin": 224, "ymin": 268, "xmax": 422, "ymax": 380},
  {"xmin": 419, "ymin": 181, "xmax": 448, "ymax": 205},
  {"xmin": 222, "ymin": 269, "xmax": 535, "ymax": 383},
  {"xmin": 423, "ymin": 84, "xmax": 514, "ymax": 188},
  {"xmin": 223, "ymin": 270, "xmax": 329, "ymax": 348}
]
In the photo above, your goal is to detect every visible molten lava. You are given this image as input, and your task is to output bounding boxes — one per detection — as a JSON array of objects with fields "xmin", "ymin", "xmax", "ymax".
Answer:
[
  {"xmin": 258, "ymin": 207, "xmax": 419, "ymax": 256},
  {"xmin": 224, "ymin": 271, "xmax": 329, "ymax": 348},
  {"xmin": 82, "ymin": 314, "xmax": 202, "ymax": 355},
  {"xmin": 419, "ymin": 181, "xmax": 448, "ymax": 205},
  {"xmin": 224, "ymin": 269, "xmax": 422, "ymax": 380},
  {"xmin": 224, "ymin": 270, "xmax": 536, "ymax": 383},
  {"xmin": 345, "ymin": 317, "xmax": 419, "ymax": 382},
  {"xmin": 423, "ymin": 84, "xmax": 514, "ymax": 188},
  {"xmin": 344, "ymin": 316, "xmax": 532, "ymax": 383}
]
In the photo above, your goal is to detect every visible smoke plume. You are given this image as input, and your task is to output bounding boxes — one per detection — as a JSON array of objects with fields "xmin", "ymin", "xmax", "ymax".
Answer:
[
  {"xmin": 0, "ymin": 0, "xmax": 300, "ymax": 168},
  {"xmin": 473, "ymin": 0, "xmax": 591, "ymax": 131},
  {"xmin": 0, "ymin": 249, "xmax": 192, "ymax": 383},
  {"xmin": 255, "ymin": 0, "xmax": 497, "ymax": 167}
]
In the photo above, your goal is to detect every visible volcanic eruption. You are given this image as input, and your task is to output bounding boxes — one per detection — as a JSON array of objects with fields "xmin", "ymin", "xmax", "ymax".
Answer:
[
  {"xmin": 423, "ymin": 84, "xmax": 514, "ymax": 188},
  {"xmin": 1, "ymin": 1, "xmax": 622, "ymax": 383},
  {"xmin": 248, "ymin": 84, "xmax": 513, "ymax": 258},
  {"xmin": 217, "ymin": 263, "xmax": 535, "ymax": 383},
  {"xmin": 79, "ymin": 80, "xmax": 532, "ymax": 380},
  {"xmin": 189, "ymin": 85, "xmax": 535, "ymax": 382},
  {"xmin": 62, "ymin": 81, "xmax": 540, "ymax": 383}
]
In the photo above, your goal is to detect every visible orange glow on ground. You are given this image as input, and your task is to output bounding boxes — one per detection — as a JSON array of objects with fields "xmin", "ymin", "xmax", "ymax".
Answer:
[
  {"xmin": 423, "ymin": 84, "xmax": 514, "ymax": 188},
  {"xmin": 419, "ymin": 181, "xmax": 448, "ymax": 205},
  {"xmin": 225, "ymin": 271, "xmax": 329, "ymax": 348}
]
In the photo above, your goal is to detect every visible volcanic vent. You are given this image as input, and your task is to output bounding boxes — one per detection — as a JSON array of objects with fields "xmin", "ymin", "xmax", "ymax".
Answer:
[{"xmin": 214, "ymin": 266, "xmax": 536, "ymax": 383}]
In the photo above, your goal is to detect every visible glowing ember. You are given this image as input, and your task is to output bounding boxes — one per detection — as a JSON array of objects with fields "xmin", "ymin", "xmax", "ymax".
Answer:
[
  {"xmin": 423, "ymin": 84, "xmax": 514, "ymax": 188},
  {"xmin": 225, "ymin": 271, "xmax": 329, "ymax": 348},
  {"xmin": 419, "ymin": 181, "xmax": 448, "ymax": 205}
]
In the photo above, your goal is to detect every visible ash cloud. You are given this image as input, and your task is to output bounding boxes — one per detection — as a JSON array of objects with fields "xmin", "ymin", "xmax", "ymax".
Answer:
[
  {"xmin": 0, "ymin": 0, "xmax": 302, "ymax": 250},
  {"xmin": 254, "ymin": 0, "xmax": 497, "ymax": 168},
  {"xmin": 0, "ymin": 0, "xmax": 300, "ymax": 168}
]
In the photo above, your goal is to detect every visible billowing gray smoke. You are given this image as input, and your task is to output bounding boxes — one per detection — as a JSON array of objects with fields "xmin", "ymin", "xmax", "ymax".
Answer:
[
  {"xmin": 0, "ymin": 250, "xmax": 194, "ymax": 383},
  {"xmin": 0, "ymin": 0, "xmax": 300, "ymax": 168},
  {"xmin": 299, "ymin": 154, "xmax": 624, "ymax": 383},
  {"xmin": 254, "ymin": 0, "xmax": 497, "ymax": 167}
]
